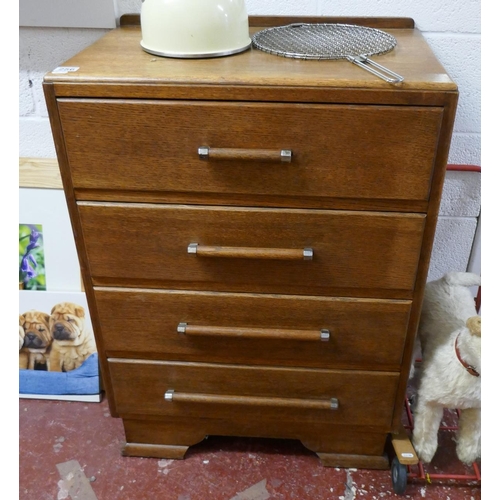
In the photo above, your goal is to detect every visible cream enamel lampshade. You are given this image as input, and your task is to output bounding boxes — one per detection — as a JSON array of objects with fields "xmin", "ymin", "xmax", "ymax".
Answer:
[{"xmin": 140, "ymin": 0, "xmax": 252, "ymax": 58}]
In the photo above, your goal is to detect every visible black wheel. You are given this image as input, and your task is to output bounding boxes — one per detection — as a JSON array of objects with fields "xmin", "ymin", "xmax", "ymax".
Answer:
[{"xmin": 391, "ymin": 457, "xmax": 408, "ymax": 495}]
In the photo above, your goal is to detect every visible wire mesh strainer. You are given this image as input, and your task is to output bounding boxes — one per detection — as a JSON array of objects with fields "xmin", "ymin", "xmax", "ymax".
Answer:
[{"xmin": 252, "ymin": 23, "xmax": 404, "ymax": 84}]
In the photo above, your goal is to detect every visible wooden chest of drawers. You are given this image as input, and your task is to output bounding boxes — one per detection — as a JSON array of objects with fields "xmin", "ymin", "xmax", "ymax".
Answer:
[{"xmin": 43, "ymin": 15, "xmax": 457, "ymax": 469}]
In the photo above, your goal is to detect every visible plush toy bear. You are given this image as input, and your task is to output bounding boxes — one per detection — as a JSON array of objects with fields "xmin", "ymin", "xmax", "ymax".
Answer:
[{"xmin": 411, "ymin": 272, "xmax": 481, "ymax": 464}]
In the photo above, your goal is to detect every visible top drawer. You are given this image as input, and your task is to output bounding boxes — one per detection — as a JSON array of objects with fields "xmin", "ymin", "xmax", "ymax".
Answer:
[{"xmin": 58, "ymin": 100, "xmax": 443, "ymax": 208}]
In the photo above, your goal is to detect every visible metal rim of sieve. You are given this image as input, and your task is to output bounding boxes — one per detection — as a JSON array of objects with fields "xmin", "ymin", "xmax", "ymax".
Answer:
[{"xmin": 252, "ymin": 23, "xmax": 404, "ymax": 83}]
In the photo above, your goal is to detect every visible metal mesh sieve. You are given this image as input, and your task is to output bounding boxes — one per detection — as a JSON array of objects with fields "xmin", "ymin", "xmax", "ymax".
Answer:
[{"xmin": 252, "ymin": 23, "xmax": 404, "ymax": 84}]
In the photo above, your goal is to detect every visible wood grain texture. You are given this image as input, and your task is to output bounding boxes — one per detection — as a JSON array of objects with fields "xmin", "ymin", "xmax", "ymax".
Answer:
[
  {"xmin": 190, "ymin": 245, "xmax": 309, "ymax": 260},
  {"xmin": 118, "ymin": 15, "xmax": 415, "ymax": 29},
  {"xmin": 58, "ymin": 100, "xmax": 442, "ymax": 207},
  {"xmin": 43, "ymin": 24, "xmax": 455, "ymax": 93},
  {"xmin": 42, "ymin": 17, "xmax": 458, "ymax": 467},
  {"xmin": 121, "ymin": 416, "xmax": 390, "ymax": 464},
  {"xmin": 19, "ymin": 157, "xmax": 62, "ymax": 189},
  {"xmin": 78, "ymin": 203, "xmax": 425, "ymax": 296},
  {"xmin": 42, "ymin": 83, "xmax": 121, "ymax": 415},
  {"xmin": 390, "ymin": 93, "xmax": 458, "ymax": 429},
  {"xmin": 108, "ymin": 358, "xmax": 399, "ymax": 428},
  {"xmin": 71, "ymin": 187, "xmax": 430, "ymax": 212},
  {"xmin": 391, "ymin": 423, "xmax": 419, "ymax": 465},
  {"xmin": 93, "ymin": 288, "xmax": 411, "ymax": 370},
  {"xmin": 179, "ymin": 324, "xmax": 326, "ymax": 342}
]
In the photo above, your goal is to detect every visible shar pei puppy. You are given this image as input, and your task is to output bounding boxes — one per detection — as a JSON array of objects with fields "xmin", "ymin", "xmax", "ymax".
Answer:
[
  {"xmin": 19, "ymin": 310, "xmax": 52, "ymax": 370},
  {"xmin": 49, "ymin": 302, "xmax": 97, "ymax": 372}
]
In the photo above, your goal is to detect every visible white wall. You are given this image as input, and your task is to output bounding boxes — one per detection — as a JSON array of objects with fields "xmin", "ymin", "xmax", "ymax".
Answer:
[{"xmin": 18, "ymin": 0, "xmax": 481, "ymax": 280}]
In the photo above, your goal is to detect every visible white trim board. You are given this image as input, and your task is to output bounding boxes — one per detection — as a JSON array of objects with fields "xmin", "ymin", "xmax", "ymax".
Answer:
[
  {"xmin": 19, "ymin": 393, "xmax": 102, "ymax": 402},
  {"xmin": 19, "ymin": 0, "xmax": 117, "ymax": 28}
]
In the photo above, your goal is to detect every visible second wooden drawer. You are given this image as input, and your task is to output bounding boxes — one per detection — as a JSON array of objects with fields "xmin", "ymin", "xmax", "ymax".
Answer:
[{"xmin": 79, "ymin": 203, "xmax": 425, "ymax": 298}]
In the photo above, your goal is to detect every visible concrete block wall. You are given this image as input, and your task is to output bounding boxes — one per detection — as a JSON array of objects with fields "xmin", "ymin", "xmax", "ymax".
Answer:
[
  {"xmin": 19, "ymin": 0, "xmax": 481, "ymax": 280},
  {"xmin": 427, "ymin": 170, "xmax": 481, "ymax": 281}
]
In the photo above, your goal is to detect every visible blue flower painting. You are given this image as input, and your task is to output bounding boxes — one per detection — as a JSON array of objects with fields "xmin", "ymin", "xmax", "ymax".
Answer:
[{"xmin": 19, "ymin": 224, "xmax": 46, "ymax": 290}]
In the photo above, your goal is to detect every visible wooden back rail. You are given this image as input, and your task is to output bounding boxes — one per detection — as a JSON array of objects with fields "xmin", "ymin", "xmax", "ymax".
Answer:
[{"xmin": 119, "ymin": 14, "xmax": 416, "ymax": 29}]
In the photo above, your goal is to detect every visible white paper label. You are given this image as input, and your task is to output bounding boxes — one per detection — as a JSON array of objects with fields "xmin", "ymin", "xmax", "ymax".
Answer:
[
  {"xmin": 51, "ymin": 66, "xmax": 80, "ymax": 74},
  {"xmin": 401, "ymin": 452, "xmax": 414, "ymax": 458}
]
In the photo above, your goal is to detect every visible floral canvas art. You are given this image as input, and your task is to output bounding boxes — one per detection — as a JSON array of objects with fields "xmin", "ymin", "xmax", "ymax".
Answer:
[{"xmin": 19, "ymin": 224, "xmax": 46, "ymax": 290}]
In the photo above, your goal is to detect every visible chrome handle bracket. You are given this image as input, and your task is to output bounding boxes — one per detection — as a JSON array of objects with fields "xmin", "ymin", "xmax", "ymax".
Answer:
[
  {"xmin": 198, "ymin": 146, "xmax": 210, "ymax": 159},
  {"xmin": 164, "ymin": 389, "xmax": 175, "ymax": 401},
  {"xmin": 187, "ymin": 243, "xmax": 198, "ymax": 254},
  {"xmin": 280, "ymin": 149, "xmax": 292, "ymax": 163},
  {"xmin": 303, "ymin": 248, "xmax": 313, "ymax": 260}
]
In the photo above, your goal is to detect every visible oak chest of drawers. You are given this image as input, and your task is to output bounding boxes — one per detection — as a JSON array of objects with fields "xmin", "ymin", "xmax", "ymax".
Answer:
[{"xmin": 44, "ymin": 15, "xmax": 458, "ymax": 469}]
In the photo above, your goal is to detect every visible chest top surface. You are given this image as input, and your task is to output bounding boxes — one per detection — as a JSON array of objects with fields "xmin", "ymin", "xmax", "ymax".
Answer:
[{"xmin": 43, "ymin": 21, "xmax": 456, "ymax": 96}]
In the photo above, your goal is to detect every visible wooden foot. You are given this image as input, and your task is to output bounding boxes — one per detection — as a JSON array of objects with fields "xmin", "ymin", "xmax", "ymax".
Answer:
[{"xmin": 121, "ymin": 417, "xmax": 391, "ymax": 469}]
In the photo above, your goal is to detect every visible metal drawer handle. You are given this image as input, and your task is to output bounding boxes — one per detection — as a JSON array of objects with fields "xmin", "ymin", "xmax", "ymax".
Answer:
[
  {"xmin": 198, "ymin": 146, "xmax": 292, "ymax": 163},
  {"xmin": 164, "ymin": 389, "xmax": 338, "ymax": 410},
  {"xmin": 188, "ymin": 243, "xmax": 313, "ymax": 261},
  {"xmin": 177, "ymin": 322, "xmax": 330, "ymax": 342}
]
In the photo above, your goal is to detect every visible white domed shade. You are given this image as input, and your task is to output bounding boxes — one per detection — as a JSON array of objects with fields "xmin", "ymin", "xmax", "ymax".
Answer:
[{"xmin": 140, "ymin": 0, "xmax": 252, "ymax": 58}]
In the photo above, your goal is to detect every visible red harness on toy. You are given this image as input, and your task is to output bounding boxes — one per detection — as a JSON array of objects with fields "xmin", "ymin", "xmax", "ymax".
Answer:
[{"xmin": 454, "ymin": 335, "xmax": 480, "ymax": 377}]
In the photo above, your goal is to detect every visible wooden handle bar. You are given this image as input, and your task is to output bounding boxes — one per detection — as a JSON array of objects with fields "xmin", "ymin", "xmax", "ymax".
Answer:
[
  {"xmin": 187, "ymin": 243, "xmax": 313, "ymax": 260},
  {"xmin": 164, "ymin": 390, "xmax": 338, "ymax": 410},
  {"xmin": 198, "ymin": 146, "xmax": 292, "ymax": 163},
  {"xmin": 177, "ymin": 323, "xmax": 330, "ymax": 341}
]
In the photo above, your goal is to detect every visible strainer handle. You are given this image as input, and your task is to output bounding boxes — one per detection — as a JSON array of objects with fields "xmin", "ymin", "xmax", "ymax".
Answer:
[{"xmin": 347, "ymin": 55, "xmax": 404, "ymax": 84}]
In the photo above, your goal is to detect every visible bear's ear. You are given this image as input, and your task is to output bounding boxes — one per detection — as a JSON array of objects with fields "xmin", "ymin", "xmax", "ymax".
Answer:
[
  {"xmin": 42, "ymin": 312, "xmax": 50, "ymax": 324},
  {"xmin": 19, "ymin": 314, "xmax": 24, "ymax": 326},
  {"xmin": 466, "ymin": 316, "xmax": 481, "ymax": 337}
]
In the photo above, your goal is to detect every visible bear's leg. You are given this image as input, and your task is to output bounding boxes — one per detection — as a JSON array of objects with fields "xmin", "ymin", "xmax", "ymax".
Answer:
[
  {"xmin": 456, "ymin": 407, "xmax": 481, "ymax": 464},
  {"xmin": 412, "ymin": 401, "xmax": 443, "ymax": 463}
]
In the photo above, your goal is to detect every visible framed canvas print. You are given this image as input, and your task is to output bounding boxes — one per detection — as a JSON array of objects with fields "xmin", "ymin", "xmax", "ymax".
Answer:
[
  {"xmin": 19, "ymin": 224, "xmax": 46, "ymax": 290},
  {"xmin": 19, "ymin": 290, "xmax": 102, "ymax": 402},
  {"xmin": 19, "ymin": 188, "xmax": 82, "ymax": 292}
]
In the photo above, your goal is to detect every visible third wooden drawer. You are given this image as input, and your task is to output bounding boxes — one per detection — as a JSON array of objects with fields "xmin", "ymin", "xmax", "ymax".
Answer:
[{"xmin": 94, "ymin": 288, "xmax": 411, "ymax": 371}]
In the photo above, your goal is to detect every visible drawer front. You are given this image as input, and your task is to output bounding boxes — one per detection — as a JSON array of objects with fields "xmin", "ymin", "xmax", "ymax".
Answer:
[
  {"xmin": 79, "ymin": 203, "xmax": 425, "ymax": 297},
  {"xmin": 95, "ymin": 289, "xmax": 410, "ymax": 370},
  {"xmin": 59, "ymin": 100, "xmax": 442, "ymax": 205},
  {"xmin": 108, "ymin": 359, "xmax": 399, "ymax": 428}
]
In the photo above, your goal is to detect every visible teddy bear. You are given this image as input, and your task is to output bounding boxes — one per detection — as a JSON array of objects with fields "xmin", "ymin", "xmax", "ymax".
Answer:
[{"xmin": 411, "ymin": 271, "xmax": 481, "ymax": 465}]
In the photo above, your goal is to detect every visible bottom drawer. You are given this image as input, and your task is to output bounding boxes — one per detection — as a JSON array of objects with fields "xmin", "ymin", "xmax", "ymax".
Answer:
[{"xmin": 108, "ymin": 359, "xmax": 399, "ymax": 429}]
